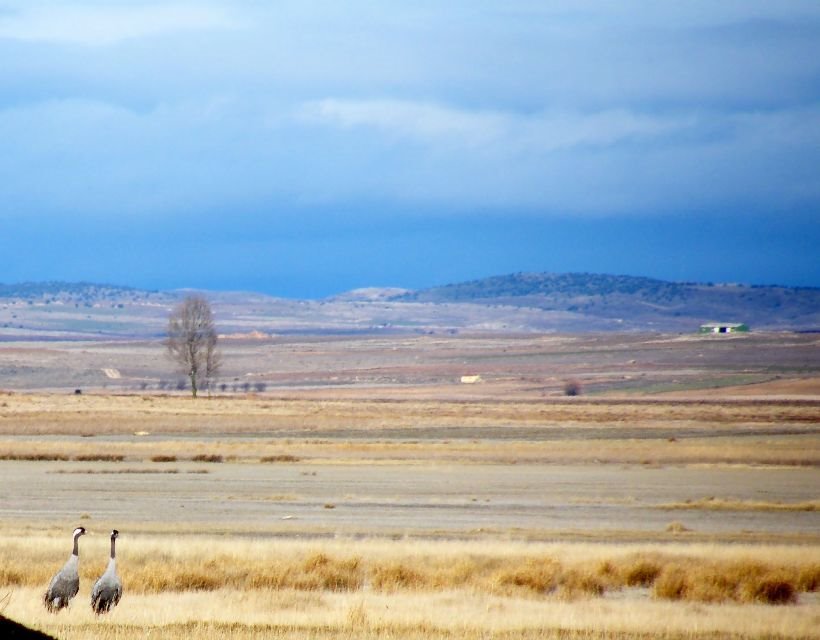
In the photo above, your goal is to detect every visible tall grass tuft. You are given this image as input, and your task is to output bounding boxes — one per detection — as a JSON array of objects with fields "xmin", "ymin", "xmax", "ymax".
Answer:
[
  {"xmin": 796, "ymin": 562, "xmax": 820, "ymax": 591},
  {"xmin": 192, "ymin": 454, "xmax": 223, "ymax": 463},
  {"xmin": 0, "ymin": 453, "xmax": 69, "ymax": 461},
  {"xmin": 742, "ymin": 574, "xmax": 796, "ymax": 604},
  {"xmin": 74, "ymin": 453, "xmax": 125, "ymax": 462},
  {"xmin": 299, "ymin": 553, "xmax": 363, "ymax": 591},
  {"xmin": 559, "ymin": 566, "xmax": 607, "ymax": 598},
  {"xmin": 492, "ymin": 558, "xmax": 561, "ymax": 596},
  {"xmin": 653, "ymin": 559, "xmax": 799, "ymax": 604},
  {"xmin": 617, "ymin": 554, "xmax": 664, "ymax": 587},
  {"xmin": 260, "ymin": 454, "xmax": 300, "ymax": 463},
  {"xmin": 346, "ymin": 600, "xmax": 369, "ymax": 629},
  {"xmin": 370, "ymin": 562, "xmax": 427, "ymax": 592},
  {"xmin": 10, "ymin": 537, "xmax": 816, "ymax": 608}
]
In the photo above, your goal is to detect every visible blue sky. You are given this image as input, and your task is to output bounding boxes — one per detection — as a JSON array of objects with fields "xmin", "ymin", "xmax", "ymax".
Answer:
[{"xmin": 1, "ymin": 1, "xmax": 819, "ymax": 297}]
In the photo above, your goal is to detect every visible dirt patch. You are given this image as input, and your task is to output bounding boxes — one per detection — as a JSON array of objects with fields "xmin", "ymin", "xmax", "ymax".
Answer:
[{"xmin": 657, "ymin": 376, "xmax": 820, "ymax": 398}]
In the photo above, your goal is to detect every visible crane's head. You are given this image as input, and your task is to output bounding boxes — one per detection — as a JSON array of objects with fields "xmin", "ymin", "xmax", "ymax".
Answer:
[
  {"xmin": 73, "ymin": 527, "xmax": 86, "ymax": 538},
  {"xmin": 111, "ymin": 529, "xmax": 119, "ymax": 539}
]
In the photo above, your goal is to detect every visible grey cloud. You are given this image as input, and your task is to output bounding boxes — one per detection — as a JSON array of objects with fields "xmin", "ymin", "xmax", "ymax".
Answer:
[
  {"xmin": 0, "ymin": 2, "xmax": 818, "ymax": 219},
  {"xmin": 0, "ymin": 3, "xmax": 242, "ymax": 45}
]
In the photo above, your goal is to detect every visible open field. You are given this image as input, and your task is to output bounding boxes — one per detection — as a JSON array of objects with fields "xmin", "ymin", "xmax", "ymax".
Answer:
[
  {"xmin": 2, "ymin": 537, "xmax": 820, "ymax": 640},
  {"xmin": 1, "ymin": 331, "xmax": 818, "ymax": 397},
  {"xmin": 0, "ymin": 332, "xmax": 818, "ymax": 638}
]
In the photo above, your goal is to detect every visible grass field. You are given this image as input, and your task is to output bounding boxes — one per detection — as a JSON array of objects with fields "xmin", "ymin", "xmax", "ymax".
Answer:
[
  {"xmin": 3, "ymin": 536, "xmax": 819, "ymax": 639},
  {"xmin": 0, "ymin": 333, "xmax": 818, "ymax": 638}
]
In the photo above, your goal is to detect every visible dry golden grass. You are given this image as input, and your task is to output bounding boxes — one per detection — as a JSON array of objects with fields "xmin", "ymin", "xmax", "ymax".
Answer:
[
  {"xmin": 261, "ymin": 454, "xmax": 301, "ymax": 463},
  {"xmin": 190, "ymin": 454, "xmax": 223, "ymax": 463},
  {"xmin": 653, "ymin": 560, "xmax": 801, "ymax": 605},
  {"xmin": 0, "ymin": 432, "xmax": 817, "ymax": 468},
  {"xmin": 52, "ymin": 468, "xmax": 191, "ymax": 475},
  {"xmin": 3, "ymin": 581, "xmax": 819, "ymax": 640},
  {"xmin": 1, "ymin": 529, "xmax": 818, "ymax": 639},
  {"xmin": 150, "ymin": 455, "xmax": 177, "ymax": 462},
  {"xmin": 660, "ymin": 498, "xmax": 819, "ymax": 512},
  {"xmin": 72, "ymin": 454, "xmax": 124, "ymax": 462},
  {"xmin": 0, "ymin": 392, "xmax": 817, "ymax": 468},
  {"xmin": 1, "ymin": 392, "xmax": 818, "ymax": 433},
  {"xmin": 0, "ymin": 452, "xmax": 70, "ymax": 461},
  {"xmin": 9, "ymin": 613, "xmax": 819, "ymax": 640},
  {"xmin": 3, "ymin": 535, "xmax": 817, "ymax": 603},
  {"xmin": 1, "ymin": 388, "xmax": 818, "ymax": 639}
]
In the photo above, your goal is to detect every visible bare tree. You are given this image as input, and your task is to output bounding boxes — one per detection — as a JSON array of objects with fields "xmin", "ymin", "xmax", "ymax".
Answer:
[{"xmin": 166, "ymin": 295, "xmax": 221, "ymax": 398}]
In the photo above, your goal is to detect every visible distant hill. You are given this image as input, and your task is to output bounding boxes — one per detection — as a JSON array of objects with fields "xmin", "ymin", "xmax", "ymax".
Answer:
[
  {"xmin": 0, "ymin": 282, "xmax": 175, "ymax": 339},
  {"xmin": 1, "ymin": 273, "xmax": 818, "ymax": 338},
  {"xmin": 391, "ymin": 272, "xmax": 820, "ymax": 331},
  {"xmin": 394, "ymin": 272, "xmax": 690, "ymax": 301},
  {"xmin": 0, "ymin": 281, "xmax": 162, "ymax": 303}
]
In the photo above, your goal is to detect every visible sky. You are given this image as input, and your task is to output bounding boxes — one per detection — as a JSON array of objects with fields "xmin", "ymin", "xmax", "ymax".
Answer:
[{"xmin": 1, "ymin": 1, "xmax": 819, "ymax": 298}]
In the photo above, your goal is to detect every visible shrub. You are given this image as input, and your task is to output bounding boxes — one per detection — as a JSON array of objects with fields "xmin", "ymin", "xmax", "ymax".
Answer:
[
  {"xmin": 299, "ymin": 553, "xmax": 362, "ymax": 591},
  {"xmin": 653, "ymin": 560, "xmax": 800, "ymax": 605},
  {"xmin": 74, "ymin": 454, "xmax": 124, "ymax": 462},
  {"xmin": 0, "ymin": 567, "xmax": 25, "ymax": 586},
  {"xmin": 370, "ymin": 562, "xmax": 427, "ymax": 592},
  {"xmin": 665, "ymin": 520, "xmax": 691, "ymax": 533},
  {"xmin": 560, "ymin": 567, "xmax": 606, "ymax": 598},
  {"xmin": 493, "ymin": 558, "xmax": 561, "ymax": 595},
  {"xmin": 797, "ymin": 563, "xmax": 820, "ymax": 591},
  {"xmin": 192, "ymin": 454, "xmax": 223, "ymax": 463},
  {"xmin": 0, "ymin": 453, "xmax": 69, "ymax": 461},
  {"xmin": 173, "ymin": 570, "xmax": 222, "ymax": 591},
  {"xmin": 653, "ymin": 563, "xmax": 689, "ymax": 600},
  {"xmin": 563, "ymin": 379, "xmax": 582, "ymax": 396},
  {"xmin": 743, "ymin": 576, "xmax": 796, "ymax": 604},
  {"xmin": 621, "ymin": 556, "xmax": 663, "ymax": 587},
  {"xmin": 260, "ymin": 454, "xmax": 300, "ymax": 463}
]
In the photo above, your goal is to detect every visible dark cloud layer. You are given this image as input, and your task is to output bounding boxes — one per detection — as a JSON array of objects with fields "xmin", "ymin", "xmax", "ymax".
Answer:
[{"xmin": 1, "ymin": 2, "xmax": 818, "ymax": 294}]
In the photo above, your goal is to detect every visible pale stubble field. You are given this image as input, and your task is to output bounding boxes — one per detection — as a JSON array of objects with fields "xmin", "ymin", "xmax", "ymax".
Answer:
[{"xmin": 0, "ymin": 333, "xmax": 818, "ymax": 639}]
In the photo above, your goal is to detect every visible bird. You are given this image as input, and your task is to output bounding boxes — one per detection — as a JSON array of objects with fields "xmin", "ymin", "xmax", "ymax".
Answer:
[
  {"xmin": 90, "ymin": 529, "xmax": 122, "ymax": 614},
  {"xmin": 43, "ymin": 526, "xmax": 86, "ymax": 612}
]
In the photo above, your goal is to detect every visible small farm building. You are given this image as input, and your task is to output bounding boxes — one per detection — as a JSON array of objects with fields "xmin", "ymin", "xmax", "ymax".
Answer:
[{"xmin": 699, "ymin": 322, "xmax": 750, "ymax": 334}]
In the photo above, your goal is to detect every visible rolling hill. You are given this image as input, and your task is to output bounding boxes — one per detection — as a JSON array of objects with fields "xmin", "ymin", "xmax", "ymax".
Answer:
[
  {"xmin": 390, "ymin": 272, "xmax": 820, "ymax": 331},
  {"xmin": 0, "ymin": 274, "xmax": 817, "ymax": 339}
]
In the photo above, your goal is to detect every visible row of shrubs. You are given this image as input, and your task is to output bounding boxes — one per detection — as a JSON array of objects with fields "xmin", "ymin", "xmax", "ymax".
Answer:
[
  {"xmin": 2, "ymin": 549, "xmax": 816, "ymax": 606},
  {"xmin": 106, "ymin": 553, "xmax": 820, "ymax": 606},
  {"xmin": 150, "ymin": 454, "xmax": 300, "ymax": 463},
  {"xmin": 0, "ymin": 453, "xmax": 299, "ymax": 463},
  {"xmin": 0, "ymin": 453, "xmax": 125, "ymax": 462}
]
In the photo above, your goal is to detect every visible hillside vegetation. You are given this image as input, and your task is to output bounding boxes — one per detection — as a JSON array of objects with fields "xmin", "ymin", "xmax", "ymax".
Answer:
[
  {"xmin": 0, "ymin": 281, "xmax": 158, "ymax": 302},
  {"xmin": 1, "ymin": 273, "xmax": 818, "ymax": 337},
  {"xmin": 392, "ymin": 272, "xmax": 820, "ymax": 331}
]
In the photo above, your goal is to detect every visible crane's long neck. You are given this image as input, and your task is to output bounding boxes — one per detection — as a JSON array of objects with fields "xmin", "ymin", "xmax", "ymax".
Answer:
[
  {"xmin": 72, "ymin": 534, "xmax": 81, "ymax": 557},
  {"xmin": 109, "ymin": 535, "xmax": 116, "ymax": 560}
]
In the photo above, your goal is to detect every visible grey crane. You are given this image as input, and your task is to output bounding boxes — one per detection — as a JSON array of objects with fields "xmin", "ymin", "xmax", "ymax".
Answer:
[
  {"xmin": 90, "ymin": 529, "xmax": 122, "ymax": 614},
  {"xmin": 43, "ymin": 526, "xmax": 86, "ymax": 612}
]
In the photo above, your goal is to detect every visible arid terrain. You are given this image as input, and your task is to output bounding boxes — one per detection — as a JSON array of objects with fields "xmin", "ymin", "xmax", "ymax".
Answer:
[
  {"xmin": 2, "ymin": 274, "xmax": 819, "ymax": 340},
  {"xmin": 0, "ymin": 331, "xmax": 818, "ymax": 639}
]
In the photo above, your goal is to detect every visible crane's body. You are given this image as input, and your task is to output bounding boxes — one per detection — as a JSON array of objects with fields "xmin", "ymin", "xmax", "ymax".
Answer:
[
  {"xmin": 43, "ymin": 527, "xmax": 86, "ymax": 612},
  {"xmin": 91, "ymin": 529, "xmax": 122, "ymax": 614}
]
